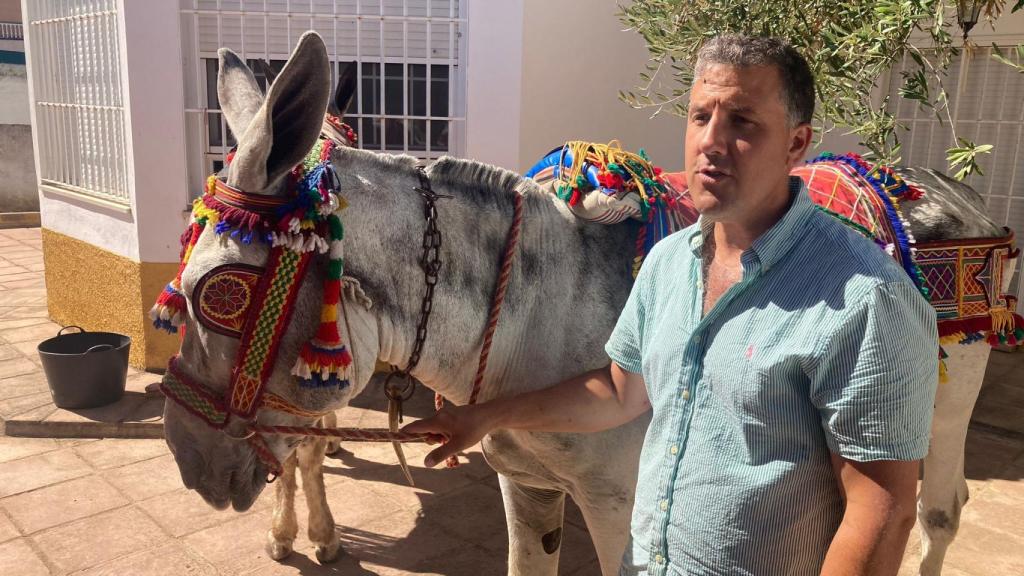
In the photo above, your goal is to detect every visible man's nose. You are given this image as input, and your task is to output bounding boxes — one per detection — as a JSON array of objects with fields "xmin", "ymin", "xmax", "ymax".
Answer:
[{"xmin": 698, "ymin": 111, "xmax": 728, "ymax": 158}]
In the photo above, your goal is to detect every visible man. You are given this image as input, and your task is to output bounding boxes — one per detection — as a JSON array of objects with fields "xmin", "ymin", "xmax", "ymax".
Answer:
[{"xmin": 405, "ymin": 35, "xmax": 938, "ymax": 575}]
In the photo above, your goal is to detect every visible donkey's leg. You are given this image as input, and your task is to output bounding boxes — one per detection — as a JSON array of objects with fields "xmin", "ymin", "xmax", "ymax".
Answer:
[
  {"xmin": 918, "ymin": 343, "xmax": 989, "ymax": 576},
  {"xmin": 297, "ymin": 437, "xmax": 342, "ymax": 564},
  {"xmin": 322, "ymin": 411, "xmax": 340, "ymax": 456},
  {"xmin": 572, "ymin": 485, "xmax": 635, "ymax": 576},
  {"xmin": 498, "ymin": 474, "xmax": 566, "ymax": 576},
  {"xmin": 266, "ymin": 452, "xmax": 299, "ymax": 560}
]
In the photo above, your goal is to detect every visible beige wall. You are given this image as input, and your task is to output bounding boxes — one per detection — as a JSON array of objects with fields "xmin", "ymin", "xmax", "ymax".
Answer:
[
  {"xmin": 516, "ymin": 0, "xmax": 684, "ymax": 173},
  {"xmin": 0, "ymin": 0, "xmax": 21, "ymax": 22}
]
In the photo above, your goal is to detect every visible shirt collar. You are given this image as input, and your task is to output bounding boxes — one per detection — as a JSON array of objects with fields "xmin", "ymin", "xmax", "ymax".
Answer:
[{"xmin": 687, "ymin": 176, "xmax": 814, "ymax": 272}]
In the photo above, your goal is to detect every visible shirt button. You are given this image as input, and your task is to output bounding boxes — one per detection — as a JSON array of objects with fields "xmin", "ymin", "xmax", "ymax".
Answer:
[
  {"xmin": 669, "ymin": 444, "xmax": 678, "ymax": 455},
  {"xmin": 660, "ymin": 499, "xmax": 669, "ymax": 511},
  {"xmin": 681, "ymin": 389, "xmax": 691, "ymax": 400},
  {"xmin": 655, "ymin": 554, "xmax": 665, "ymax": 565}
]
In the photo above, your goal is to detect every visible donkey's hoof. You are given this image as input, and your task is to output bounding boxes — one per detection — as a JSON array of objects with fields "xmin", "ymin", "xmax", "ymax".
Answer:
[
  {"xmin": 265, "ymin": 534, "xmax": 294, "ymax": 561},
  {"xmin": 325, "ymin": 441, "xmax": 341, "ymax": 456},
  {"xmin": 314, "ymin": 540, "xmax": 343, "ymax": 564}
]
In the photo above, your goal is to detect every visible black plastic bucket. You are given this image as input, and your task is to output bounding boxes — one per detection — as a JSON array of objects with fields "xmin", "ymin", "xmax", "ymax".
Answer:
[{"xmin": 37, "ymin": 326, "xmax": 131, "ymax": 409}]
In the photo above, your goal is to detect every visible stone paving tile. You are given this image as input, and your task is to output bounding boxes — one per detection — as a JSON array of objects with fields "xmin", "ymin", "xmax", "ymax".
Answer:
[
  {"xmin": 9, "ymin": 339, "xmax": 42, "ymax": 364},
  {"xmin": 2, "ymin": 278, "xmax": 47, "ymax": 290},
  {"xmin": 0, "ymin": 390, "xmax": 55, "ymax": 420},
  {"xmin": 139, "ymin": 487, "xmax": 258, "ymax": 538},
  {"xmin": 0, "ymin": 305, "xmax": 48, "ymax": 319},
  {"xmin": 101, "ymin": 453, "xmax": 184, "ymax": 502},
  {"xmin": 0, "ymin": 448, "xmax": 93, "ymax": 498},
  {"xmin": 331, "ymin": 508, "xmax": 468, "ymax": 572},
  {"xmin": 0, "ymin": 320, "xmax": 63, "ymax": 344},
  {"xmin": 941, "ymin": 519, "xmax": 1024, "ymax": 575},
  {"xmin": 1, "ymin": 475, "xmax": 129, "ymax": 534},
  {"xmin": 0, "ymin": 509, "xmax": 21, "ymax": 543},
  {"xmin": 31, "ymin": 505, "xmax": 168, "ymax": 574},
  {"xmin": 964, "ymin": 428, "xmax": 1024, "ymax": 481},
  {"xmin": 0, "ymin": 538, "xmax": 50, "ymax": 576},
  {"xmin": 0, "ymin": 265, "xmax": 30, "ymax": 276},
  {"xmin": 0, "ymin": 344, "xmax": 24, "ymax": 362},
  {"xmin": 0, "ymin": 356, "xmax": 40, "ymax": 380},
  {"xmin": 416, "ymin": 481, "xmax": 508, "ymax": 549},
  {"xmin": 0, "ymin": 317, "xmax": 51, "ymax": 331},
  {"xmin": 72, "ymin": 438, "xmax": 169, "ymax": 470},
  {"xmin": 76, "ymin": 542, "xmax": 221, "ymax": 576},
  {"xmin": 184, "ymin": 507, "xmax": 280, "ymax": 575},
  {"xmin": 0, "ymin": 435, "xmax": 59, "ymax": 464}
]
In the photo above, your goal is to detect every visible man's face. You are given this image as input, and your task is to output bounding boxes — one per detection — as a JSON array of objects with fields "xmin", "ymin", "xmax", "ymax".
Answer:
[{"xmin": 685, "ymin": 64, "xmax": 810, "ymax": 222}]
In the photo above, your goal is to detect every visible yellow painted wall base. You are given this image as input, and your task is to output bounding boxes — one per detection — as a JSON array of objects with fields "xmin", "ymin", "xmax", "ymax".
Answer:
[{"xmin": 41, "ymin": 229, "xmax": 181, "ymax": 371}]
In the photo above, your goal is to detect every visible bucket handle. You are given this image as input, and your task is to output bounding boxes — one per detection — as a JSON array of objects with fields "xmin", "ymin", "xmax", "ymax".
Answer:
[
  {"xmin": 57, "ymin": 326, "xmax": 85, "ymax": 337},
  {"xmin": 85, "ymin": 344, "xmax": 114, "ymax": 354}
]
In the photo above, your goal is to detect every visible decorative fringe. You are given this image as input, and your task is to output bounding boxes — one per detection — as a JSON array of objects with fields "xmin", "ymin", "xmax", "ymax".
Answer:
[
  {"xmin": 292, "ymin": 197, "xmax": 354, "ymax": 387},
  {"xmin": 150, "ymin": 222, "xmax": 202, "ymax": 333},
  {"xmin": 809, "ymin": 152, "xmax": 926, "ymax": 298},
  {"xmin": 150, "ymin": 282, "xmax": 188, "ymax": 333}
]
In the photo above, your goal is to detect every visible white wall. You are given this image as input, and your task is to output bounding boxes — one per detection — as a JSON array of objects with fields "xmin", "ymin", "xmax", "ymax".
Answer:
[
  {"xmin": 516, "ymin": 0, "xmax": 683, "ymax": 173},
  {"xmin": 464, "ymin": 0, "xmax": 683, "ymax": 174},
  {"xmin": 464, "ymin": 0, "xmax": 525, "ymax": 170},
  {"xmin": 0, "ymin": 62, "xmax": 29, "ymax": 125},
  {"xmin": 27, "ymin": 0, "xmax": 188, "ymax": 262}
]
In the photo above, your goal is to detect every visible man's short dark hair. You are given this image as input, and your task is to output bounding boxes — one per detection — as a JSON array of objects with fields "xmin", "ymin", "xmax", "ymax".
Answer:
[{"xmin": 694, "ymin": 35, "xmax": 815, "ymax": 126}]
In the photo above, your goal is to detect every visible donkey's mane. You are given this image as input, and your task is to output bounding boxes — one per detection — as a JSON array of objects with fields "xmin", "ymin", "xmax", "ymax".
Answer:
[{"xmin": 332, "ymin": 145, "xmax": 546, "ymax": 212}]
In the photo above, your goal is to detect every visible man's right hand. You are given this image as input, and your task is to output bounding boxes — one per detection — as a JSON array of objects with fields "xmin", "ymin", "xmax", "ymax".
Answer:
[{"xmin": 402, "ymin": 403, "xmax": 497, "ymax": 467}]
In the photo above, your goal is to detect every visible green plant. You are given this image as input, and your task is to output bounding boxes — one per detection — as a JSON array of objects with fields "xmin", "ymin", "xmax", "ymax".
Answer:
[{"xmin": 619, "ymin": 0, "xmax": 1022, "ymax": 179}]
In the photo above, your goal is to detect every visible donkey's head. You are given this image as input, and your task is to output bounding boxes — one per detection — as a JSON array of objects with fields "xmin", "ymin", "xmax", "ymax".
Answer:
[{"xmin": 162, "ymin": 32, "xmax": 377, "ymax": 511}]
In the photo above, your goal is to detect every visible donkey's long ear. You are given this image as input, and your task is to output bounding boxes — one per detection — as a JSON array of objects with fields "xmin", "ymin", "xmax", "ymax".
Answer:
[
  {"xmin": 228, "ymin": 32, "xmax": 331, "ymax": 193},
  {"xmin": 330, "ymin": 62, "xmax": 357, "ymax": 117},
  {"xmin": 217, "ymin": 49, "xmax": 263, "ymax": 139}
]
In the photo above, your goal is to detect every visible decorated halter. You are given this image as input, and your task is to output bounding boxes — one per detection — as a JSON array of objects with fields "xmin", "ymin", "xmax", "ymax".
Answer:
[{"xmin": 151, "ymin": 128, "xmax": 356, "ymax": 474}]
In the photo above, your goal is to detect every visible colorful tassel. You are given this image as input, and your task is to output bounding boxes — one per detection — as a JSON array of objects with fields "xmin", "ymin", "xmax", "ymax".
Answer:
[{"xmin": 292, "ymin": 210, "xmax": 353, "ymax": 387}]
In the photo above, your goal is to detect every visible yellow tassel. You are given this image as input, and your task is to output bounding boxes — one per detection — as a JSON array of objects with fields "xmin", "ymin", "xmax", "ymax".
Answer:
[
  {"xmin": 939, "ymin": 332, "xmax": 966, "ymax": 346},
  {"xmin": 320, "ymin": 304, "xmax": 338, "ymax": 323},
  {"xmin": 990, "ymin": 306, "xmax": 1013, "ymax": 334},
  {"xmin": 938, "ymin": 359, "xmax": 949, "ymax": 384}
]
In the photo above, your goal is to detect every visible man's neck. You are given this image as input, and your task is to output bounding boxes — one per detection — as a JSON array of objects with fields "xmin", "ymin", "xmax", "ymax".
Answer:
[{"xmin": 711, "ymin": 178, "xmax": 794, "ymax": 261}]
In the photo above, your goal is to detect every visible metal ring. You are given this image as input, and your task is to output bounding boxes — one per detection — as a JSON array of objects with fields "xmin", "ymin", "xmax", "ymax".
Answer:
[{"xmin": 382, "ymin": 372, "xmax": 417, "ymax": 403}]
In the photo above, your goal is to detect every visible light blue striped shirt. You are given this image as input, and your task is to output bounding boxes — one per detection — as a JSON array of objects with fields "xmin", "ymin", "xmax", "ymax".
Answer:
[{"xmin": 606, "ymin": 178, "xmax": 938, "ymax": 576}]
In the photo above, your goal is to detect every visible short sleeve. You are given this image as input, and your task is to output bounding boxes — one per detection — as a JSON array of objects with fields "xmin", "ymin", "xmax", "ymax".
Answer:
[
  {"xmin": 605, "ymin": 256, "xmax": 656, "ymax": 375},
  {"xmin": 810, "ymin": 281, "xmax": 939, "ymax": 461}
]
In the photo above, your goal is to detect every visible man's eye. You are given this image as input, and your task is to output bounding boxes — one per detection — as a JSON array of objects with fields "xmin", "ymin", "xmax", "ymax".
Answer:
[{"xmin": 691, "ymin": 114, "xmax": 709, "ymax": 124}]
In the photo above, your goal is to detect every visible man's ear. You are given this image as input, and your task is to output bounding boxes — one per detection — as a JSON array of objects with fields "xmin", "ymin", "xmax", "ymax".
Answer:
[{"xmin": 788, "ymin": 123, "xmax": 814, "ymax": 168}]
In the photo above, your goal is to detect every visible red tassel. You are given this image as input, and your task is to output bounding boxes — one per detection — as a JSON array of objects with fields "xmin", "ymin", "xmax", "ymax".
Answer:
[
  {"xmin": 316, "ymin": 322, "xmax": 340, "ymax": 342},
  {"xmin": 987, "ymin": 332, "xmax": 1001, "ymax": 347},
  {"xmin": 569, "ymin": 189, "xmax": 581, "ymax": 206},
  {"xmin": 323, "ymin": 281, "xmax": 341, "ymax": 304}
]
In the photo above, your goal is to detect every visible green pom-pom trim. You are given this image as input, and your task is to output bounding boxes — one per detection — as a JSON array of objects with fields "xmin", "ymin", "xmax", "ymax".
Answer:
[
  {"xmin": 328, "ymin": 259, "xmax": 344, "ymax": 280},
  {"xmin": 328, "ymin": 214, "xmax": 344, "ymax": 241}
]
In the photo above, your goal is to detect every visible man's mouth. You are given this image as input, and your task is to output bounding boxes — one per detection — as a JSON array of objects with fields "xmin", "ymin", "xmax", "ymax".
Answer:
[{"xmin": 696, "ymin": 167, "xmax": 731, "ymax": 182}]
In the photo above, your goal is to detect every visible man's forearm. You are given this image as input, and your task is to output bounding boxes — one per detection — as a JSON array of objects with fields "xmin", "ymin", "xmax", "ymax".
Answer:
[
  {"xmin": 403, "ymin": 363, "xmax": 650, "ymax": 467},
  {"xmin": 484, "ymin": 364, "xmax": 650, "ymax": 434},
  {"xmin": 820, "ymin": 502, "xmax": 916, "ymax": 575}
]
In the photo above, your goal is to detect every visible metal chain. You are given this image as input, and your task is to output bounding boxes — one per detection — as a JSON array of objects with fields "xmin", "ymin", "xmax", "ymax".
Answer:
[{"xmin": 383, "ymin": 166, "xmax": 450, "ymax": 420}]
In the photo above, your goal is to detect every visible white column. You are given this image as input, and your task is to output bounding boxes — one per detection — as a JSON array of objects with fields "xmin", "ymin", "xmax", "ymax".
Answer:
[{"xmin": 120, "ymin": 0, "xmax": 190, "ymax": 263}]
